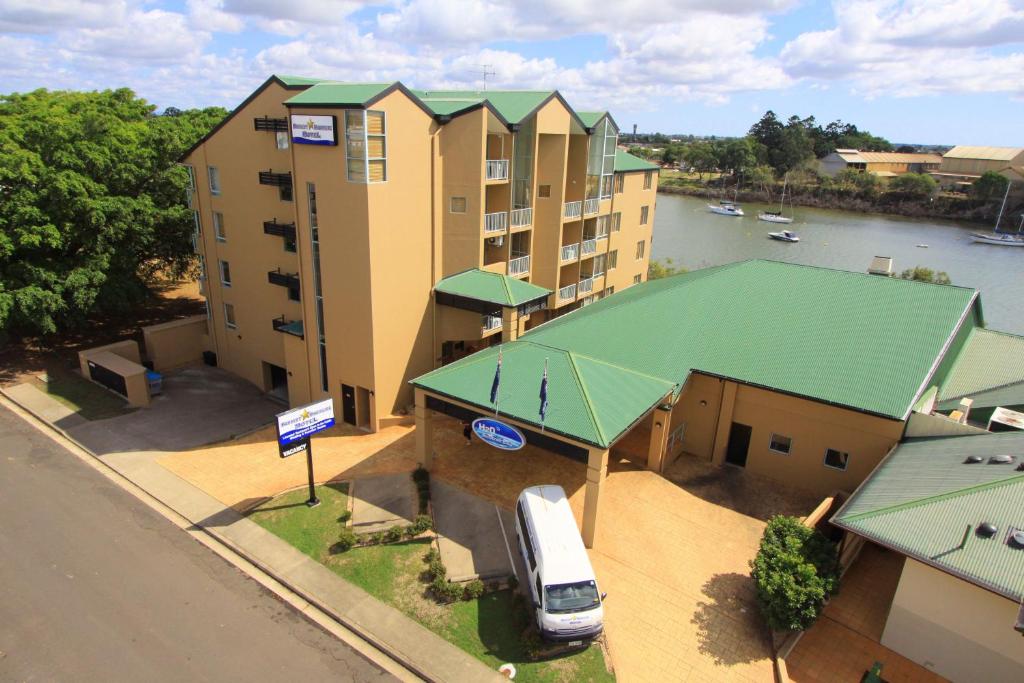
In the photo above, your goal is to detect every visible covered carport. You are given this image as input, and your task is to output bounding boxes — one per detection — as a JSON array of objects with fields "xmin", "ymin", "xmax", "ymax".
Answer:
[{"xmin": 411, "ymin": 340, "xmax": 676, "ymax": 546}]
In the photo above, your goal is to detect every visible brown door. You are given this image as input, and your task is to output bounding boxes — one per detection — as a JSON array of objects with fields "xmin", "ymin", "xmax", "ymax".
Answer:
[{"xmin": 725, "ymin": 422, "xmax": 752, "ymax": 467}]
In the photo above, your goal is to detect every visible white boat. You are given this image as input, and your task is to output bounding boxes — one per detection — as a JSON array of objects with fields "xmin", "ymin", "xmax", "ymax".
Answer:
[
  {"xmin": 708, "ymin": 201, "xmax": 744, "ymax": 217},
  {"xmin": 768, "ymin": 230, "xmax": 800, "ymax": 242},
  {"xmin": 758, "ymin": 177, "xmax": 794, "ymax": 224},
  {"xmin": 971, "ymin": 182, "xmax": 1024, "ymax": 246}
]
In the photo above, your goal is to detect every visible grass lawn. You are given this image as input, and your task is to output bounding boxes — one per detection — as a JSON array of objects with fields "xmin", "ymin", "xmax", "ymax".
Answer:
[
  {"xmin": 36, "ymin": 370, "xmax": 134, "ymax": 420},
  {"xmin": 248, "ymin": 484, "xmax": 614, "ymax": 683}
]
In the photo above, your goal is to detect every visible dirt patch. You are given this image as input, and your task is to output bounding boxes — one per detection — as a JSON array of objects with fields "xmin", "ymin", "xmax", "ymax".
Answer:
[{"xmin": 392, "ymin": 545, "xmax": 449, "ymax": 629}]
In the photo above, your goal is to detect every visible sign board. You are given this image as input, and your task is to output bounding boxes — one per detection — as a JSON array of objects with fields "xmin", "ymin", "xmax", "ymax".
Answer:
[
  {"xmin": 290, "ymin": 115, "xmax": 337, "ymax": 146},
  {"xmin": 472, "ymin": 418, "xmax": 526, "ymax": 451},
  {"xmin": 276, "ymin": 398, "xmax": 335, "ymax": 457}
]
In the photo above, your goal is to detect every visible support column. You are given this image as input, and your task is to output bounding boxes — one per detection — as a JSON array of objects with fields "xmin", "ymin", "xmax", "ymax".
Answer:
[
  {"xmin": 501, "ymin": 306, "xmax": 521, "ymax": 343},
  {"xmin": 711, "ymin": 380, "xmax": 738, "ymax": 465},
  {"xmin": 581, "ymin": 447, "xmax": 609, "ymax": 548},
  {"xmin": 414, "ymin": 388, "xmax": 434, "ymax": 469},
  {"xmin": 647, "ymin": 405, "xmax": 672, "ymax": 472}
]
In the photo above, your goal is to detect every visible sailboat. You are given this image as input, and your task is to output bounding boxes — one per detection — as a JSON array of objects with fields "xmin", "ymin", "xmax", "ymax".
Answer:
[
  {"xmin": 708, "ymin": 176, "xmax": 744, "ymax": 216},
  {"xmin": 759, "ymin": 177, "xmax": 794, "ymax": 224},
  {"xmin": 971, "ymin": 182, "xmax": 1024, "ymax": 246}
]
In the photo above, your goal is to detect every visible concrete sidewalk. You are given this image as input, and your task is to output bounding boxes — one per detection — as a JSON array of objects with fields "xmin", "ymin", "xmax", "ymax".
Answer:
[
  {"xmin": 351, "ymin": 473, "xmax": 416, "ymax": 534},
  {"xmin": 1, "ymin": 385, "xmax": 500, "ymax": 683},
  {"xmin": 432, "ymin": 479, "xmax": 515, "ymax": 583}
]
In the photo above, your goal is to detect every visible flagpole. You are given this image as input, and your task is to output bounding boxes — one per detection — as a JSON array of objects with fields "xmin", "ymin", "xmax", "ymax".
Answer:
[
  {"xmin": 539, "ymin": 357, "xmax": 549, "ymax": 432},
  {"xmin": 492, "ymin": 346, "xmax": 503, "ymax": 416}
]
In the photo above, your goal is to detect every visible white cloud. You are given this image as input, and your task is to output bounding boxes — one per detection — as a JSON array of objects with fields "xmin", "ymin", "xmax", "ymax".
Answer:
[
  {"xmin": 187, "ymin": 0, "xmax": 245, "ymax": 33},
  {"xmin": 64, "ymin": 10, "xmax": 209, "ymax": 64},
  {"xmin": 781, "ymin": 0, "xmax": 1024, "ymax": 97},
  {"xmin": 0, "ymin": 0, "xmax": 130, "ymax": 34}
]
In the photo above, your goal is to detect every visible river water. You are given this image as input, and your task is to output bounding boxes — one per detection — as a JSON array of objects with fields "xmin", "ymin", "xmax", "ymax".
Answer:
[{"xmin": 651, "ymin": 193, "xmax": 1024, "ymax": 334}]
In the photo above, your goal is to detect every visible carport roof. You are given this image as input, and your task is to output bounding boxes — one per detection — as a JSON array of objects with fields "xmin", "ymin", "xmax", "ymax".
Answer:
[
  {"xmin": 434, "ymin": 269, "xmax": 551, "ymax": 308},
  {"xmin": 413, "ymin": 260, "xmax": 984, "ymax": 445},
  {"xmin": 831, "ymin": 431, "xmax": 1024, "ymax": 601},
  {"xmin": 413, "ymin": 341, "xmax": 676, "ymax": 448}
]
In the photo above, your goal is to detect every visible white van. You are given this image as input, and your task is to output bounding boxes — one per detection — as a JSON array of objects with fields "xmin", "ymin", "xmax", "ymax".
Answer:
[{"xmin": 514, "ymin": 485, "xmax": 605, "ymax": 642}]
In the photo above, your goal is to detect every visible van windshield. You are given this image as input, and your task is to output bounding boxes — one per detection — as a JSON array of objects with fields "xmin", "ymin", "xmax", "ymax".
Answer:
[{"xmin": 544, "ymin": 581, "xmax": 600, "ymax": 613}]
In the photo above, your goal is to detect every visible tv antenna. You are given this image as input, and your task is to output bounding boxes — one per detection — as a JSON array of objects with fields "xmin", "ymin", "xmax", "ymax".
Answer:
[{"xmin": 475, "ymin": 64, "xmax": 496, "ymax": 90}]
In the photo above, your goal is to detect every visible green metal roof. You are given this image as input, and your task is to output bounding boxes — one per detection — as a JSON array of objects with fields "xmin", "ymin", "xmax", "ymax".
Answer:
[
  {"xmin": 577, "ymin": 111, "xmax": 607, "ymax": 127},
  {"xmin": 412, "ymin": 89, "xmax": 554, "ymax": 124},
  {"xmin": 939, "ymin": 329, "xmax": 1024, "ymax": 405},
  {"xmin": 276, "ymin": 75, "xmax": 327, "ymax": 87},
  {"xmin": 614, "ymin": 149, "xmax": 659, "ymax": 172},
  {"xmin": 434, "ymin": 269, "xmax": 551, "ymax": 308},
  {"xmin": 832, "ymin": 432, "xmax": 1024, "ymax": 601},
  {"xmin": 285, "ymin": 82, "xmax": 393, "ymax": 106},
  {"xmin": 416, "ymin": 98, "xmax": 483, "ymax": 116},
  {"xmin": 413, "ymin": 341, "xmax": 676, "ymax": 448}
]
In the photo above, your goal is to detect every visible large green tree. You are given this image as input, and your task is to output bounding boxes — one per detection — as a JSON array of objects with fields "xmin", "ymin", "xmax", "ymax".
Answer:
[{"xmin": 0, "ymin": 88, "xmax": 226, "ymax": 335}]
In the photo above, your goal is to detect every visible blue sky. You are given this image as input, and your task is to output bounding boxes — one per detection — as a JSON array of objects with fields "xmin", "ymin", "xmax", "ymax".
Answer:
[{"xmin": 1, "ymin": 1, "xmax": 1022, "ymax": 145}]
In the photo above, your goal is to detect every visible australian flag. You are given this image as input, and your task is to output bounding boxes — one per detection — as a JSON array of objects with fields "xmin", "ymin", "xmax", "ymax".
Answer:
[
  {"xmin": 539, "ymin": 361, "xmax": 549, "ymax": 422},
  {"xmin": 490, "ymin": 348, "xmax": 502, "ymax": 405}
]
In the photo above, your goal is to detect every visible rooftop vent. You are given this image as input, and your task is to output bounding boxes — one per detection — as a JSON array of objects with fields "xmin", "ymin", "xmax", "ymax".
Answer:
[
  {"xmin": 989, "ymin": 454, "xmax": 1015, "ymax": 465},
  {"xmin": 964, "ymin": 455, "xmax": 984, "ymax": 464},
  {"xmin": 1010, "ymin": 529, "xmax": 1024, "ymax": 549},
  {"xmin": 977, "ymin": 522, "xmax": 998, "ymax": 538}
]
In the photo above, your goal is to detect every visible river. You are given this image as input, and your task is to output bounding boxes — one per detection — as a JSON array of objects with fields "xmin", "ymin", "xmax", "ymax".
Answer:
[{"xmin": 651, "ymin": 193, "xmax": 1024, "ymax": 335}]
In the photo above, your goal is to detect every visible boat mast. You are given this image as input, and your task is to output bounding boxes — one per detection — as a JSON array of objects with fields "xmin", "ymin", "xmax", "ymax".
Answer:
[
  {"xmin": 994, "ymin": 180, "xmax": 1010, "ymax": 233},
  {"xmin": 780, "ymin": 176, "xmax": 787, "ymax": 214}
]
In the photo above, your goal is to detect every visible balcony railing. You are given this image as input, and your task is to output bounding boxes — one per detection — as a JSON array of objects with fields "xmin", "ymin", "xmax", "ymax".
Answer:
[
  {"xmin": 584, "ymin": 198, "xmax": 600, "ymax": 215},
  {"xmin": 268, "ymin": 268, "xmax": 300, "ymax": 290},
  {"xmin": 510, "ymin": 207, "xmax": 532, "ymax": 228},
  {"xmin": 263, "ymin": 219, "xmax": 297, "ymax": 240},
  {"xmin": 482, "ymin": 314, "xmax": 502, "ymax": 332},
  {"xmin": 581, "ymin": 239, "xmax": 598, "ymax": 255},
  {"xmin": 485, "ymin": 159, "xmax": 509, "ymax": 181},
  {"xmin": 560, "ymin": 243, "xmax": 580, "ymax": 262},
  {"xmin": 484, "ymin": 211, "xmax": 508, "ymax": 234},
  {"xmin": 558, "ymin": 283, "xmax": 577, "ymax": 301},
  {"xmin": 508, "ymin": 255, "xmax": 530, "ymax": 277},
  {"xmin": 272, "ymin": 316, "xmax": 304, "ymax": 338},
  {"xmin": 563, "ymin": 201, "xmax": 582, "ymax": 219},
  {"xmin": 578, "ymin": 277, "xmax": 594, "ymax": 294}
]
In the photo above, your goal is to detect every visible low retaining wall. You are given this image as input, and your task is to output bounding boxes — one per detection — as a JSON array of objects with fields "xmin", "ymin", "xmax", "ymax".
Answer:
[
  {"xmin": 81, "ymin": 349, "xmax": 150, "ymax": 407},
  {"xmin": 142, "ymin": 315, "xmax": 207, "ymax": 372}
]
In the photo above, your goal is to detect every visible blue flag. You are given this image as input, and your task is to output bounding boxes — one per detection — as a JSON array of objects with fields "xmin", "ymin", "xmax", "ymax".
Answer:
[
  {"xmin": 539, "ymin": 361, "xmax": 549, "ymax": 422},
  {"xmin": 490, "ymin": 348, "xmax": 502, "ymax": 405}
]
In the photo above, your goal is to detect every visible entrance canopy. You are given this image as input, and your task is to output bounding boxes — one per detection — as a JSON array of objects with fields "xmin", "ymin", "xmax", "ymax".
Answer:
[{"xmin": 434, "ymin": 268, "xmax": 550, "ymax": 314}]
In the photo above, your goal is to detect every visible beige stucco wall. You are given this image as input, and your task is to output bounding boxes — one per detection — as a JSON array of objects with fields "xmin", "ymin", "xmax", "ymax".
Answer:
[
  {"xmin": 82, "ymin": 350, "xmax": 150, "ymax": 407},
  {"xmin": 881, "ymin": 558, "xmax": 1024, "ymax": 682},
  {"xmin": 439, "ymin": 109, "xmax": 486, "ymax": 277},
  {"xmin": 142, "ymin": 315, "xmax": 207, "ymax": 371},
  {"xmin": 670, "ymin": 376, "xmax": 905, "ymax": 496},
  {"xmin": 532, "ymin": 132, "xmax": 569, "ymax": 293},
  {"xmin": 78, "ymin": 340, "xmax": 142, "ymax": 377},
  {"xmin": 607, "ymin": 168, "xmax": 657, "ymax": 293}
]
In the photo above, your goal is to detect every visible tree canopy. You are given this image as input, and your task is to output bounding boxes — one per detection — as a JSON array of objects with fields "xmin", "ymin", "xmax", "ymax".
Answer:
[
  {"xmin": 0, "ymin": 88, "xmax": 226, "ymax": 335},
  {"xmin": 972, "ymin": 171, "xmax": 1010, "ymax": 200},
  {"xmin": 888, "ymin": 172, "xmax": 937, "ymax": 198}
]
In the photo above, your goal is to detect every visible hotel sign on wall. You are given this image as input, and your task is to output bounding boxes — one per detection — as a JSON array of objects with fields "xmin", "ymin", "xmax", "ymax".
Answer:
[{"xmin": 290, "ymin": 115, "xmax": 337, "ymax": 146}]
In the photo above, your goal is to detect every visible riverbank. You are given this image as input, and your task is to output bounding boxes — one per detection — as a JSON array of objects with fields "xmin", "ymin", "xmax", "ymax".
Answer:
[{"xmin": 658, "ymin": 183, "xmax": 1015, "ymax": 227}]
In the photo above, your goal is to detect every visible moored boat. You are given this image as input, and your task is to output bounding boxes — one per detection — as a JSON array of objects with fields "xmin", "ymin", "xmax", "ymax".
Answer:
[
  {"xmin": 708, "ymin": 201, "xmax": 744, "ymax": 217},
  {"xmin": 768, "ymin": 230, "xmax": 799, "ymax": 242},
  {"xmin": 970, "ymin": 182, "xmax": 1023, "ymax": 246},
  {"xmin": 758, "ymin": 211, "xmax": 793, "ymax": 224}
]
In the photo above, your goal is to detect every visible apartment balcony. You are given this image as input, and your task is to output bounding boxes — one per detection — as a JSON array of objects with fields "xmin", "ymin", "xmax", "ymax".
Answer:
[
  {"xmin": 583, "ymin": 198, "xmax": 600, "ymax": 216},
  {"xmin": 254, "ymin": 116, "xmax": 288, "ymax": 132},
  {"xmin": 272, "ymin": 315, "xmax": 304, "ymax": 338},
  {"xmin": 578, "ymin": 277, "xmax": 594, "ymax": 295},
  {"xmin": 560, "ymin": 243, "xmax": 580, "ymax": 263},
  {"xmin": 558, "ymin": 283, "xmax": 577, "ymax": 302},
  {"xmin": 263, "ymin": 219, "xmax": 297, "ymax": 240},
  {"xmin": 510, "ymin": 208, "xmax": 532, "ymax": 230},
  {"xmin": 508, "ymin": 255, "xmax": 530, "ymax": 278},
  {"xmin": 484, "ymin": 211, "xmax": 508, "ymax": 235},
  {"xmin": 482, "ymin": 314, "xmax": 503, "ymax": 333},
  {"xmin": 267, "ymin": 268, "xmax": 301, "ymax": 296},
  {"xmin": 563, "ymin": 201, "xmax": 582, "ymax": 220},
  {"xmin": 485, "ymin": 159, "xmax": 509, "ymax": 182},
  {"xmin": 581, "ymin": 239, "xmax": 598, "ymax": 256},
  {"xmin": 258, "ymin": 170, "xmax": 292, "ymax": 187}
]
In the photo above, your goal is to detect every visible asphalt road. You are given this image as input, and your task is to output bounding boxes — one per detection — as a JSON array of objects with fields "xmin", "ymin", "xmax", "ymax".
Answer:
[{"xmin": 0, "ymin": 405, "xmax": 395, "ymax": 682}]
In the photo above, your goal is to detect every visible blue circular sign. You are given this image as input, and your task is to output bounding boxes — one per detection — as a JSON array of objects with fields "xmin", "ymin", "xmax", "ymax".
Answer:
[{"xmin": 472, "ymin": 418, "xmax": 526, "ymax": 451}]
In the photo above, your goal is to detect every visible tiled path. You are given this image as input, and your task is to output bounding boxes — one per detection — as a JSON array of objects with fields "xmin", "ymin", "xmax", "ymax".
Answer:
[{"xmin": 787, "ymin": 543, "xmax": 947, "ymax": 683}]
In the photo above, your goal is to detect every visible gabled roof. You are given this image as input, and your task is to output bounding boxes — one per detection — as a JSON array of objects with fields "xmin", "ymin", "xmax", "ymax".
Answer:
[
  {"xmin": 284, "ymin": 82, "xmax": 394, "ymax": 107},
  {"xmin": 434, "ymin": 269, "xmax": 551, "ymax": 308},
  {"xmin": 412, "ymin": 341, "xmax": 676, "ymax": 448},
  {"xmin": 832, "ymin": 431, "xmax": 1024, "ymax": 601},
  {"xmin": 944, "ymin": 146, "xmax": 1024, "ymax": 161},
  {"xmin": 938, "ymin": 328, "xmax": 1024, "ymax": 410},
  {"xmin": 577, "ymin": 111, "xmax": 607, "ymax": 128},
  {"xmin": 614, "ymin": 149, "xmax": 659, "ymax": 172},
  {"xmin": 413, "ymin": 90, "xmax": 554, "ymax": 125}
]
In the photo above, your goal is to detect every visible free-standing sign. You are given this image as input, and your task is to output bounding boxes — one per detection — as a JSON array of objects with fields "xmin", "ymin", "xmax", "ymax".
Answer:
[
  {"xmin": 276, "ymin": 398, "xmax": 335, "ymax": 454},
  {"xmin": 472, "ymin": 418, "xmax": 526, "ymax": 451},
  {"xmin": 290, "ymin": 114, "xmax": 337, "ymax": 146}
]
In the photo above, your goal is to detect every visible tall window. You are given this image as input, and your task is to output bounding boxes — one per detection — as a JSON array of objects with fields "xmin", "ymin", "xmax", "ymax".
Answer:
[
  {"xmin": 608, "ymin": 250, "xmax": 618, "ymax": 270},
  {"xmin": 612, "ymin": 212, "xmax": 621, "ymax": 232},
  {"xmin": 593, "ymin": 253, "xmax": 607, "ymax": 276},
  {"xmin": 635, "ymin": 240, "xmax": 645, "ymax": 260},
  {"xmin": 512, "ymin": 115, "xmax": 535, "ymax": 210},
  {"xmin": 345, "ymin": 110, "xmax": 387, "ymax": 183},
  {"xmin": 596, "ymin": 215, "xmax": 609, "ymax": 238},
  {"xmin": 219, "ymin": 259, "xmax": 231, "ymax": 286},
  {"xmin": 586, "ymin": 118, "xmax": 618, "ymax": 200},
  {"xmin": 640, "ymin": 205, "xmax": 649, "ymax": 225},
  {"xmin": 615, "ymin": 174, "xmax": 624, "ymax": 193},
  {"xmin": 308, "ymin": 183, "xmax": 329, "ymax": 393},
  {"xmin": 213, "ymin": 212, "xmax": 226, "ymax": 242},
  {"xmin": 208, "ymin": 166, "xmax": 221, "ymax": 195},
  {"xmin": 644, "ymin": 171, "xmax": 654, "ymax": 190},
  {"xmin": 184, "ymin": 165, "xmax": 196, "ymax": 207},
  {"xmin": 224, "ymin": 303, "xmax": 236, "ymax": 329}
]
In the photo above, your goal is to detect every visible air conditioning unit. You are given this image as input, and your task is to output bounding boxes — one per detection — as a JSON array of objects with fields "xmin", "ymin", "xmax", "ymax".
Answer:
[{"xmin": 487, "ymin": 236, "xmax": 504, "ymax": 247}]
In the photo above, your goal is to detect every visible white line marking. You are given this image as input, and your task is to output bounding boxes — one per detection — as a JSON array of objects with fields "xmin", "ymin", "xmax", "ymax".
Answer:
[{"xmin": 495, "ymin": 504, "xmax": 518, "ymax": 583}]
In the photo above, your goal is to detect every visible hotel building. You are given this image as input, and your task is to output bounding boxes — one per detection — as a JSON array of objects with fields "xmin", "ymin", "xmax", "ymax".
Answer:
[{"xmin": 182, "ymin": 75, "xmax": 659, "ymax": 430}]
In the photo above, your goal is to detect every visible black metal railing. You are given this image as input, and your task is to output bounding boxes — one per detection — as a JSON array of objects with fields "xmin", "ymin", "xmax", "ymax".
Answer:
[
  {"xmin": 258, "ymin": 170, "xmax": 292, "ymax": 187},
  {"xmin": 272, "ymin": 315, "xmax": 304, "ymax": 338},
  {"xmin": 254, "ymin": 116, "xmax": 288, "ymax": 132},
  {"xmin": 263, "ymin": 219, "xmax": 297, "ymax": 240},
  {"xmin": 267, "ymin": 268, "xmax": 300, "ymax": 289}
]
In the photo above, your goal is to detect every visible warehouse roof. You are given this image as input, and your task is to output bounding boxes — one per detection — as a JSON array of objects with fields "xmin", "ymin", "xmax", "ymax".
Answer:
[
  {"xmin": 832, "ymin": 431, "xmax": 1024, "ymax": 601},
  {"xmin": 614, "ymin": 149, "xmax": 659, "ymax": 172},
  {"xmin": 414, "ymin": 261, "xmax": 982, "ymax": 446},
  {"xmin": 833, "ymin": 150, "xmax": 942, "ymax": 164},
  {"xmin": 434, "ymin": 269, "xmax": 551, "ymax": 308},
  {"xmin": 943, "ymin": 145, "xmax": 1024, "ymax": 161}
]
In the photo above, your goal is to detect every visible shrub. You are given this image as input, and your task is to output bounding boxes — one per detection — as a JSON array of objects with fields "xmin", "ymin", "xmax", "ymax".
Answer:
[
  {"xmin": 428, "ymin": 556, "xmax": 447, "ymax": 581},
  {"xmin": 409, "ymin": 514, "xmax": 433, "ymax": 535},
  {"xmin": 750, "ymin": 515, "xmax": 840, "ymax": 632},
  {"xmin": 336, "ymin": 528, "xmax": 359, "ymax": 552},
  {"xmin": 385, "ymin": 525, "xmax": 405, "ymax": 543},
  {"xmin": 425, "ymin": 547, "xmax": 441, "ymax": 564},
  {"xmin": 463, "ymin": 579, "xmax": 485, "ymax": 601},
  {"xmin": 366, "ymin": 531, "xmax": 385, "ymax": 545},
  {"xmin": 412, "ymin": 467, "xmax": 431, "ymax": 514},
  {"xmin": 431, "ymin": 576, "xmax": 463, "ymax": 603}
]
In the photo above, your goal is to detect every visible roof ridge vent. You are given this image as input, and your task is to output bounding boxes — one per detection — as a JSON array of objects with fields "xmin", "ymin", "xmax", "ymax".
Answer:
[
  {"xmin": 988, "ymin": 454, "xmax": 1015, "ymax": 464},
  {"xmin": 964, "ymin": 455, "xmax": 984, "ymax": 464},
  {"xmin": 976, "ymin": 522, "xmax": 998, "ymax": 538},
  {"xmin": 1009, "ymin": 529, "xmax": 1024, "ymax": 549}
]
